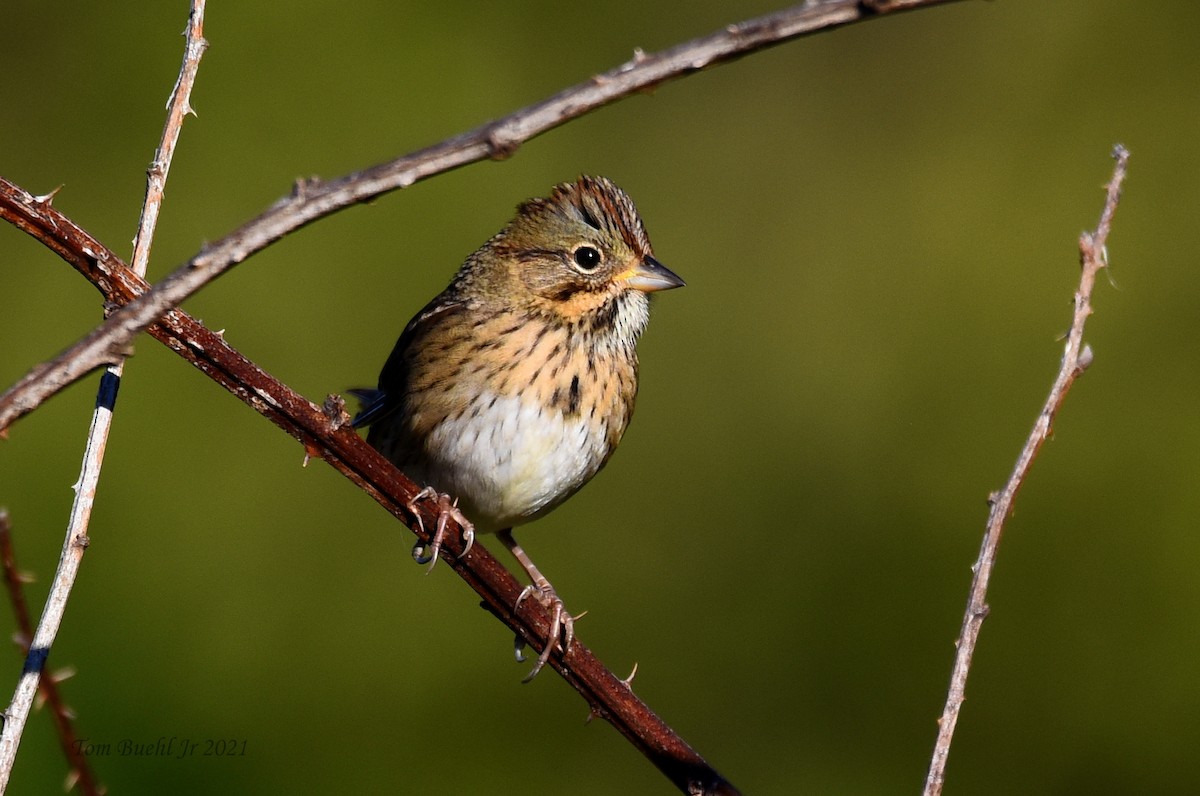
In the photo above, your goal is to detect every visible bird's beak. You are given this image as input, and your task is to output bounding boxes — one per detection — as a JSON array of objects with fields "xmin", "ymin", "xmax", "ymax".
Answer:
[{"xmin": 622, "ymin": 255, "xmax": 685, "ymax": 292}]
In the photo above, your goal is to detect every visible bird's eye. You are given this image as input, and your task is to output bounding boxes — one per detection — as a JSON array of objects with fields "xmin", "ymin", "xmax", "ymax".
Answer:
[{"xmin": 572, "ymin": 246, "xmax": 602, "ymax": 272}]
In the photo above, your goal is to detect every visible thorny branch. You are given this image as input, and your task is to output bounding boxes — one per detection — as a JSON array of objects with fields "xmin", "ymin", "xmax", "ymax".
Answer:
[
  {"xmin": 0, "ymin": 178, "xmax": 739, "ymax": 795},
  {"xmin": 0, "ymin": 511, "xmax": 102, "ymax": 796},
  {"xmin": 0, "ymin": 3, "xmax": 207, "ymax": 792},
  {"xmin": 922, "ymin": 145, "xmax": 1131, "ymax": 796}
]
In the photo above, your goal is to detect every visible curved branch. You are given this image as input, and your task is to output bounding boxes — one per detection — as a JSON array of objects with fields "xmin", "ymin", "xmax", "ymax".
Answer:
[
  {"xmin": 0, "ymin": 0, "xmax": 966, "ymax": 434},
  {"xmin": 0, "ymin": 180, "xmax": 739, "ymax": 795}
]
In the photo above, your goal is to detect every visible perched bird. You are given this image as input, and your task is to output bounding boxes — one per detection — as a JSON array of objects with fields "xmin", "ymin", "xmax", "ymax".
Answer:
[{"xmin": 352, "ymin": 176, "xmax": 683, "ymax": 679}]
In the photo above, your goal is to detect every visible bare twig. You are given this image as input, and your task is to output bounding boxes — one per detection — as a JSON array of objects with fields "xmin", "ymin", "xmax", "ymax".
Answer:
[
  {"xmin": 0, "ymin": 511, "xmax": 103, "ymax": 796},
  {"xmin": 923, "ymin": 145, "xmax": 1131, "ymax": 795},
  {"xmin": 0, "ymin": 0, "xmax": 966, "ymax": 433},
  {"xmin": 132, "ymin": 1, "xmax": 209, "ymax": 276},
  {"xmin": 0, "ymin": 181, "xmax": 738, "ymax": 793},
  {"xmin": 0, "ymin": 3, "xmax": 206, "ymax": 790}
]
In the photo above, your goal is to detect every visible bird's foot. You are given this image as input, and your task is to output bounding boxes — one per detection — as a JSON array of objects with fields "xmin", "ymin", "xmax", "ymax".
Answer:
[
  {"xmin": 513, "ymin": 581, "xmax": 576, "ymax": 682},
  {"xmin": 406, "ymin": 486, "xmax": 475, "ymax": 572}
]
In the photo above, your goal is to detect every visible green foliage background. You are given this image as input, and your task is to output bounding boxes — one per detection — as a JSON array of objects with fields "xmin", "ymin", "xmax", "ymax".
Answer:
[{"xmin": 2, "ymin": 2, "xmax": 1198, "ymax": 793}]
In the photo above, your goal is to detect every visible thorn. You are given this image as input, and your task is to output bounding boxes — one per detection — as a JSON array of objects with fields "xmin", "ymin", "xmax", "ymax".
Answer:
[
  {"xmin": 50, "ymin": 666, "xmax": 76, "ymax": 684},
  {"xmin": 64, "ymin": 769, "xmax": 81, "ymax": 792},
  {"xmin": 1105, "ymin": 264, "xmax": 1121, "ymax": 290},
  {"xmin": 302, "ymin": 440, "xmax": 322, "ymax": 467},
  {"xmin": 34, "ymin": 692, "xmax": 45, "ymax": 711},
  {"xmin": 584, "ymin": 704, "xmax": 602, "ymax": 725},
  {"xmin": 32, "ymin": 185, "xmax": 64, "ymax": 206},
  {"xmin": 621, "ymin": 662, "xmax": 639, "ymax": 688},
  {"xmin": 17, "ymin": 570, "xmax": 35, "ymax": 585},
  {"xmin": 10, "ymin": 631, "xmax": 29, "ymax": 649},
  {"xmin": 615, "ymin": 47, "xmax": 650, "ymax": 75}
]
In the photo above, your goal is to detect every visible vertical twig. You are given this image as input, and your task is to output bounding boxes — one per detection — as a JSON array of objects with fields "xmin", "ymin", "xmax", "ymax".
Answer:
[
  {"xmin": 131, "ymin": 2, "xmax": 208, "ymax": 275},
  {"xmin": 923, "ymin": 145, "xmax": 1130, "ymax": 795},
  {"xmin": 0, "ymin": 4, "xmax": 207, "ymax": 790},
  {"xmin": 0, "ymin": 511, "xmax": 102, "ymax": 796}
]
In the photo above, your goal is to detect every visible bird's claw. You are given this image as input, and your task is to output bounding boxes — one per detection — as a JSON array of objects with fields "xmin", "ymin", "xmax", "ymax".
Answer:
[
  {"xmin": 406, "ymin": 487, "xmax": 475, "ymax": 572},
  {"xmin": 514, "ymin": 635, "xmax": 528, "ymax": 664},
  {"xmin": 514, "ymin": 583, "xmax": 575, "ymax": 682}
]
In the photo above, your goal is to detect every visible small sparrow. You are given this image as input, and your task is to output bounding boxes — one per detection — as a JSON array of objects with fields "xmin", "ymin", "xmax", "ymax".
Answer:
[{"xmin": 352, "ymin": 176, "xmax": 683, "ymax": 679}]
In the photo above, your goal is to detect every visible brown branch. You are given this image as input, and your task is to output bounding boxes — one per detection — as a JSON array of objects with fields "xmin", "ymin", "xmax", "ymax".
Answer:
[
  {"xmin": 0, "ymin": 0, "xmax": 967, "ymax": 434},
  {"xmin": 0, "ymin": 511, "xmax": 103, "ymax": 796},
  {"xmin": 923, "ymin": 145, "xmax": 1131, "ymax": 795},
  {"xmin": 0, "ymin": 180, "xmax": 739, "ymax": 794}
]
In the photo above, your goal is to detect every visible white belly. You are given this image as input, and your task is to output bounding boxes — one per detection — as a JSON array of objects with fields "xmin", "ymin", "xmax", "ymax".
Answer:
[{"xmin": 416, "ymin": 391, "xmax": 609, "ymax": 532}]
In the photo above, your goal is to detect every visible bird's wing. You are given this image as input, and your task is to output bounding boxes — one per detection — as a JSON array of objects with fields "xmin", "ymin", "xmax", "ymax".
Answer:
[{"xmin": 350, "ymin": 299, "xmax": 468, "ymax": 429}]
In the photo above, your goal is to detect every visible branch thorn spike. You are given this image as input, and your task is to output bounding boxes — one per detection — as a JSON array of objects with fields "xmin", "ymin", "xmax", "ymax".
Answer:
[
  {"xmin": 32, "ymin": 185, "xmax": 63, "ymax": 206},
  {"xmin": 50, "ymin": 666, "xmax": 77, "ymax": 684}
]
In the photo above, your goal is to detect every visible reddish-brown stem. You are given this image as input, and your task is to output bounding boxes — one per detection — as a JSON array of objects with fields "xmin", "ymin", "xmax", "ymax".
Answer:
[
  {"xmin": 0, "ymin": 511, "xmax": 103, "ymax": 796},
  {"xmin": 0, "ymin": 178, "xmax": 739, "ymax": 795}
]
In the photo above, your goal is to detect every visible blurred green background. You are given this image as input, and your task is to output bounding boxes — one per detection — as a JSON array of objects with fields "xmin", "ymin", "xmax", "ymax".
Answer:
[{"xmin": 2, "ymin": 1, "xmax": 1198, "ymax": 793}]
